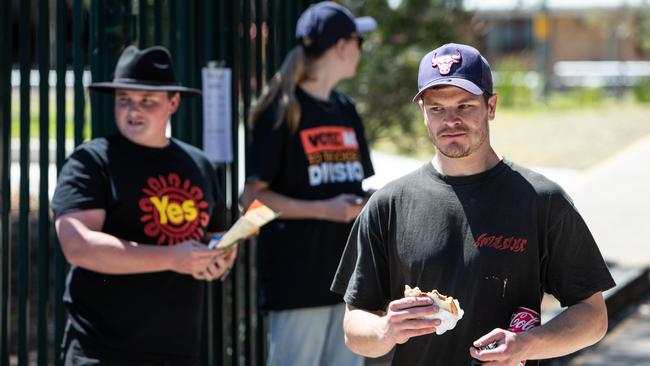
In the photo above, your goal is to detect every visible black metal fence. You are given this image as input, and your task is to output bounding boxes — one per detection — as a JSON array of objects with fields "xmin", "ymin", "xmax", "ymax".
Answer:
[{"xmin": 0, "ymin": 1, "xmax": 314, "ymax": 365}]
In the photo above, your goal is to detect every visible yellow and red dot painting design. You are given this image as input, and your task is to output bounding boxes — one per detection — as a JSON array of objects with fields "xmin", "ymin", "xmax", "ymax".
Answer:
[{"xmin": 138, "ymin": 173, "xmax": 210, "ymax": 245}]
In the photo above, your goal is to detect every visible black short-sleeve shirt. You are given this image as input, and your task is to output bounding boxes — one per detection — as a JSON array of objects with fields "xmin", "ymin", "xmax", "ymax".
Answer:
[
  {"xmin": 246, "ymin": 87, "xmax": 374, "ymax": 310},
  {"xmin": 331, "ymin": 160, "xmax": 615, "ymax": 366},
  {"xmin": 51, "ymin": 133, "xmax": 226, "ymax": 359}
]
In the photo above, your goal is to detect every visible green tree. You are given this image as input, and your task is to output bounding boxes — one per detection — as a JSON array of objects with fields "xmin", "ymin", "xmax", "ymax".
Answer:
[{"xmin": 340, "ymin": 0, "xmax": 474, "ymax": 155}]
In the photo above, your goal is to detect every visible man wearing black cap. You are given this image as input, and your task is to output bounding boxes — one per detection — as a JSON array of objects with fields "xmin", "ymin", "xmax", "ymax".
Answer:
[
  {"xmin": 51, "ymin": 45, "xmax": 236, "ymax": 365},
  {"xmin": 331, "ymin": 43, "xmax": 615, "ymax": 365}
]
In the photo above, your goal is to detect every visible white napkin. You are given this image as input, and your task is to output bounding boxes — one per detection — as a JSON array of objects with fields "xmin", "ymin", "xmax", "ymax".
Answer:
[{"xmin": 421, "ymin": 299, "xmax": 464, "ymax": 335}]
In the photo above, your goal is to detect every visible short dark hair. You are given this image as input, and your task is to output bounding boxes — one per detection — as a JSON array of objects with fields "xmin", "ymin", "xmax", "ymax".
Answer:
[
  {"xmin": 167, "ymin": 91, "xmax": 179, "ymax": 100},
  {"xmin": 483, "ymin": 92, "xmax": 494, "ymax": 106}
]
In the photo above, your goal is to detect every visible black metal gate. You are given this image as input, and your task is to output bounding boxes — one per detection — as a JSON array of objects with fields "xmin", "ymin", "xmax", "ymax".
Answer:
[{"xmin": 0, "ymin": 1, "xmax": 315, "ymax": 365}]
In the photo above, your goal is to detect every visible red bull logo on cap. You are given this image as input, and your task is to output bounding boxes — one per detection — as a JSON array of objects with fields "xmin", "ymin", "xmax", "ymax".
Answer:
[{"xmin": 431, "ymin": 50, "xmax": 461, "ymax": 75}]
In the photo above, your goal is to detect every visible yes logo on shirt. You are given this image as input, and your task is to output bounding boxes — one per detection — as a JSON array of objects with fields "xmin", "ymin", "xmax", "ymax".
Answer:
[
  {"xmin": 138, "ymin": 173, "xmax": 210, "ymax": 245},
  {"xmin": 300, "ymin": 126, "xmax": 364, "ymax": 187}
]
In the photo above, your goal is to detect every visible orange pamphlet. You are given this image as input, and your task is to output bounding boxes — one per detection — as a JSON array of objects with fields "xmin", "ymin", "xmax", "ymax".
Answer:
[{"xmin": 208, "ymin": 200, "xmax": 279, "ymax": 249}]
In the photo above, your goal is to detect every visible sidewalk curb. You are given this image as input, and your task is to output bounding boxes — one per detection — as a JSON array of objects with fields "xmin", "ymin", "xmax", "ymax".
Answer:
[
  {"xmin": 603, "ymin": 265, "xmax": 650, "ymax": 319},
  {"xmin": 569, "ymin": 133, "xmax": 650, "ymax": 190},
  {"xmin": 541, "ymin": 264, "xmax": 650, "ymax": 366}
]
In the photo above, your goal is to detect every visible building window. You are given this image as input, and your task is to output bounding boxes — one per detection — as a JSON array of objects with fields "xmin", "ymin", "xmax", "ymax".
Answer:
[{"xmin": 488, "ymin": 18, "xmax": 533, "ymax": 53}]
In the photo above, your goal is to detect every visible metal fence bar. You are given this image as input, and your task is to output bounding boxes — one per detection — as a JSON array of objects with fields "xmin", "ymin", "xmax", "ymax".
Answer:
[
  {"xmin": 139, "ymin": 0, "xmax": 149, "ymax": 48},
  {"xmin": 251, "ymin": 0, "xmax": 265, "ymax": 353},
  {"xmin": 197, "ymin": 0, "xmax": 215, "ymax": 361},
  {"xmin": 266, "ymin": 0, "xmax": 276, "ymax": 77},
  {"xmin": 229, "ymin": 1, "xmax": 242, "ymax": 364},
  {"xmin": 73, "ymin": 0, "xmax": 85, "ymax": 147},
  {"xmin": 251, "ymin": 2, "xmax": 264, "ymax": 362},
  {"xmin": 241, "ymin": 1, "xmax": 255, "ymax": 364},
  {"xmin": 242, "ymin": 0, "xmax": 252, "ymax": 161},
  {"xmin": 37, "ymin": 0, "xmax": 51, "ymax": 364},
  {"xmin": 18, "ymin": 0, "xmax": 32, "ymax": 363},
  {"xmin": 154, "ymin": 0, "xmax": 163, "ymax": 45},
  {"xmin": 204, "ymin": 0, "xmax": 214, "ymax": 62},
  {"xmin": 217, "ymin": 0, "xmax": 226, "ymax": 61},
  {"xmin": 171, "ymin": 0, "xmax": 190, "ymax": 143},
  {"xmin": 0, "ymin": 0, "xmax": 12, "ymax": 364},
  {"xmin": 90, "ymin": 0, "xmax": 131, "ymax": 139},
  {"xmin": 255, "ymin": 0, "xmax": 264, "ymax": 99},
  {"xmin": 200, "ymin": 3, "xmax": 216, "ymax": 365},
  {"xmin": 282, "ymin": 1, "xmax": 292, "ymax": 63},
  {"xmin": 89, "ymin": 0, "xmax": 102, "ymax": 138},
  {"xmin": 168, "ymin": 0, "xmax": 178, "ymax": 134},
  {"xmin": 214, "ymin": 3, "xmax": 228, "ymax": 365},
  {"xmin": 186, "ymin": 0, "xmax": 199, "ymax": 146},
  {"xmin": 54, "ymin": 1, "xmax": 69, "ymax": 364}
]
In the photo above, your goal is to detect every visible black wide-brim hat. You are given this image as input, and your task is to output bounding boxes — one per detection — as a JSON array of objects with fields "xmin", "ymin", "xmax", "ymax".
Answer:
[{"xmin": 89, "ymin": 45, "xmax": 201, "ymax": 95}]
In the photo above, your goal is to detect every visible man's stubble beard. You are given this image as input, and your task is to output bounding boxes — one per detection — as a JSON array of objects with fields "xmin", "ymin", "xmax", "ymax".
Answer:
[{"xmin": 431, "ymin": 117, "xmax": 489, "ymax": 159}]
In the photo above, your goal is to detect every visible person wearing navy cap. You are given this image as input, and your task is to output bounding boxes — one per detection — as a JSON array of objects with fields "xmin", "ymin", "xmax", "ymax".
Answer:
[
  {"xmin": 332, "ymin": 43, "xmax": 615, "ymax": 365},
  {"xmin": 240, "ymin": 2, "xmax": 376, "ymax": 366},
  {"xmin": 52, "ymin": 45, "xmax": 238, "ymax": 365}
]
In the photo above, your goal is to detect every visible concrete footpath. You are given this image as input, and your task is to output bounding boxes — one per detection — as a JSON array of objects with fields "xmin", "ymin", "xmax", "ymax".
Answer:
[
  {"xmin": 565, "ymin": 134, "xmax": 650, "ymax": 267},
  {"xmin": 568, "ymin": 294, "xmax": 650, "ymax": 366},
  {"xmin": 562, "ymin": 135, "xmax": 650, "ymax": 366}
]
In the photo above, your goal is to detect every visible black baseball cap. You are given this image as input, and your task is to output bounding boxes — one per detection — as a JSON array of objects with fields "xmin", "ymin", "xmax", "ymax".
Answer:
[
  {"xmin": 413, "ymin": 43, "xmax": 493, "ymax": 102},
  {"xmin": 295, "ymin": 1, "xmax": 377, "ymax": 54},
  {"xmin": 89, "ymin": 45, "xmax": 201, "ymax": 95}
]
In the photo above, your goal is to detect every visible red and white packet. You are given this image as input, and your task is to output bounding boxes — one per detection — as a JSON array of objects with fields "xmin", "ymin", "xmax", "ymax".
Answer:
[{"xmin": 508, "ymin": 307, "xmax": 541, "ymax": 366}]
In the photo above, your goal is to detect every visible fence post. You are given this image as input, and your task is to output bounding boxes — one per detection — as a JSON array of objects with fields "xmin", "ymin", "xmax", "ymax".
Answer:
[
  {"xmin": 18, "ymin": 0, "xmax": 33, "ymax": 363},
  {"xmin": 54, "ymin": 1, "xmax": 68, "ymax": 364},
  {"xmin": 37, "ymin": 0, "xmax": 51, "ymax": 364},
  {"xmin": 72, "ymin": 0, "xmax": 85, "ymax": 147},
  {"xmin": 90, "ymin": 0, "xmax": 131, "ymax": 139},
  {"xmin": 229, "ymin": 3, "xmax": 242, "ymax": 363},
  {"xmin": 0, "ymin": 0, "xmax": 12, "ymax": 364}
]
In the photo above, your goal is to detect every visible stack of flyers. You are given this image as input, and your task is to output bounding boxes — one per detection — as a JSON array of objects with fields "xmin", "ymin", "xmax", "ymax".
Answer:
[{"xmin": 208, "ymin": 200, "xmax": 280, "ymax": 249}]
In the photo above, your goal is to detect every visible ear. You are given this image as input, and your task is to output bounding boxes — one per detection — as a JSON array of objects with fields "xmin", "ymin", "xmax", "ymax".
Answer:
[
  {"xmin": 169, "ymin": 92, "xmax": 181, "ymax": 114},
  {"xmin": 418, "ymin": 99, "xmax": 429, "ymax": 126},
  {"xmin": 334, "ymin": 38, "xmax": 348, "ymax": 58},
  {"xmin": 487, "ymin": 94, "xmax": 498, "ymax": 120}
]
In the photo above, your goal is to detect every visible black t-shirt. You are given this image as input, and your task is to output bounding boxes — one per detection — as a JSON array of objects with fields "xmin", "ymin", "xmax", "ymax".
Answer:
[
  {"xmin": 331, "ymin": 160, "xmax": 615, "ymax": 366},
  {"xmin": 51, "ymin": 133, "xmax": 226, "ymax": 359},
  {"xmin": 246, "ymin": 87, "xmax": 374, "ymax": 310}
]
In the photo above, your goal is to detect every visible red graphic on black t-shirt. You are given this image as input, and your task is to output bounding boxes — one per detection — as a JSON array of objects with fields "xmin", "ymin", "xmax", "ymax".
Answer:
[
  {"xmin": 138, "ymin": 173, "xmax": 210, "ymax": 245},
  {"xmin": 473, "ymin": 233, "xmax": 528, "ymax": 253}
]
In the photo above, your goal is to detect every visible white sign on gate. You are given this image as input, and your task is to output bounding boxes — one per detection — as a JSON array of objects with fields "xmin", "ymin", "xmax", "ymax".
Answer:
[{"xmin": 201, "ymin": 66, "xmax": 233, "ymax": 163}]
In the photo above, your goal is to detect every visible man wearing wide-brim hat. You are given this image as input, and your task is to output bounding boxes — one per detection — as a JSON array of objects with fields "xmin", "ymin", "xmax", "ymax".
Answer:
[{"xmin": 51, "ymin": 45, "xmax": 236, "ymax": 365}]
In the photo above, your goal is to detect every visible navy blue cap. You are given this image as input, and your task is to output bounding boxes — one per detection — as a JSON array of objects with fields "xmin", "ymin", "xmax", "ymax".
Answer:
[
  {"xmin": 413, "ymin": 43, "xmax": 493, "ymax": 102},
  {"xmin": 295, "ymin": 1, "xmax": 377, "ymax": 54}
]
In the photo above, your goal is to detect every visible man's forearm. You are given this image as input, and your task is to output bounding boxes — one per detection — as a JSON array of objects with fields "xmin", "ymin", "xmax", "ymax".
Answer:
[
  {"xmin": 73, "ymin": 230, "xmax": 173, "ymax": 274},
  {"xmin": 344, "ymin": 305, "xmax": 395, "ymax": 358},
  {"xmin": 522, "ymin": 292, "xmax": 608, "ymax": 360},
  {"xmin": 57, "ymin": 217, "xmax": 173, "ymax": 274},
  {"xmin": 57, "ymin": 209, "xmax": 220, "ymax": 277},
  {"xmin": 243, "ymin": 188, "xmax": 324, "ymax": 220}
]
